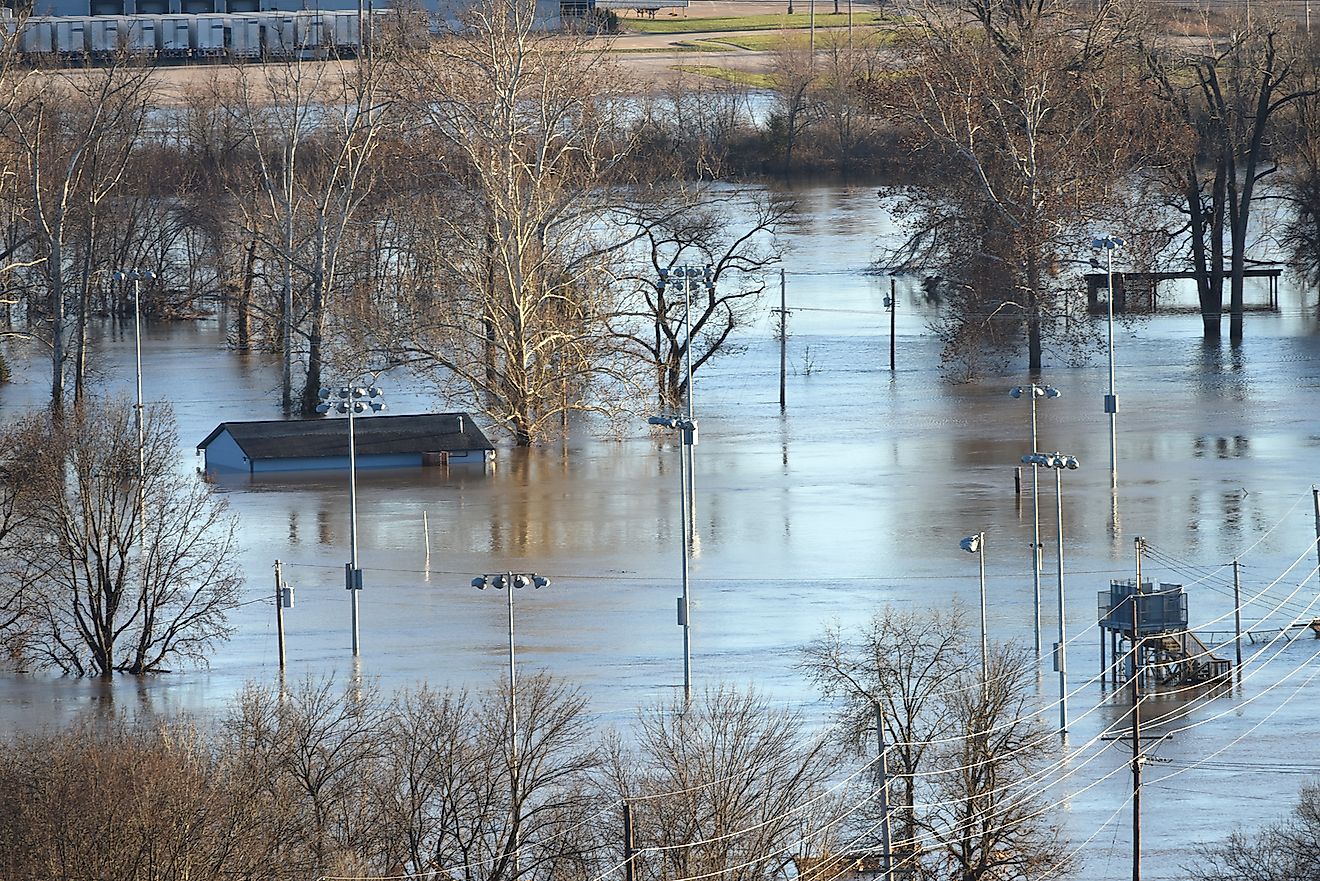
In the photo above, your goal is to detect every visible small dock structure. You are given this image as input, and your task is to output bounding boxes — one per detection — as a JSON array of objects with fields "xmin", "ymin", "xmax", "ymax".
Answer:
[
  {"xmin": 1083, "ymin": 268, "xmax": 1283, "ymax": 315},
  {"xmin": 1097, "ymin": 580, "xmax": 1231, "ymax": 688}
]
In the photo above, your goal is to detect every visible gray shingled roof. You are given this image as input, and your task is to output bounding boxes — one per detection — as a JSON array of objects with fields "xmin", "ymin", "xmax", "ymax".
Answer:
[{"xmin": 198, "ymin": 413, "xmax": 494, "ymax": 461}]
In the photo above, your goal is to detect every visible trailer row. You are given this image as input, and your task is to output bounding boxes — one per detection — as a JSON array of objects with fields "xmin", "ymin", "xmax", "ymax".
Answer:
[{"xmin": 15, "ymin": 10, "xmax": 371, "ymax": 59}]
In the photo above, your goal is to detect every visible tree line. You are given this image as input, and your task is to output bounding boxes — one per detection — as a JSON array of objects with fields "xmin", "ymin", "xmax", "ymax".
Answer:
[
  {"xmin": 4, "ymin": 0, "xmax": 1318, "ymax": 426},
  {"xmin": 0, "ymin": 0, "xmax": 798, "ymax": 445},
  {"xmin": 874, "ymin": 0, "xmax": 1320, "ymax": 374},
  {"xmin": 0, "ymin": 607, "xmax": 1078, "ymax": 881}
]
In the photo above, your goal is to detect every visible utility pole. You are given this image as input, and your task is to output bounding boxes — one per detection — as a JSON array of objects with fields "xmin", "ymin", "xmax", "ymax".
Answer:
[
  {"xmin": 1312, "ymin": 486, "xmax": 1319, "ymax": 591},
  {"xmin": 887, "ymin": 278, "xmax": 897, "ymax": 372},
  {"xmin": 1128, "ymin": 535, "xmax": 1144, "ymax": 881},
  {"xmin": 809, "ymin": 0, "xmax": 815, "ymax": 54},
  {"xmin": 623, "ymin": 801, "xmax": 636, "ymax": 881},
  {"xmin": 874, "ymin": 702, "xmax": 893, "ymax": 881},
  {"xmin": 775, "ymin": 268, "xmax": 788, "ymax": 411},
  {"xmin": 1232, "ymin": 559, "xmax": 1243, "ymax": 676},
  {"xmin": 1131, "ymin": 610, "xmax": 1143, "ymax": 881},
  {"xmin": 275, "ymin": 560, "xmax": 287, "ymax": 672}
]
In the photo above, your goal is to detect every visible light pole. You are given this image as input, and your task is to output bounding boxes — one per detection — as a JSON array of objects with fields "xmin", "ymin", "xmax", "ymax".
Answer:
[
  {"xmin": 316, "ymin": 384, "xmax": 385, "ymax": 656},
  {"xmin": 1022, "ymin": 451, "xmax": 1079, "ymax": 733},
  {"xmin": 648, "ymin": 414, "xmax": 697, "ymax": 702},
  {"xmin": 112, "ymin": 268, "xmax": 157, "ymax": 525},
  {"xmin": 960, "ymin": 532, "xmax": 987, "ymax": 694},
  {"xmin": 657, "ymin": 264, "xmax": 710, "ymax": 539},
  {"xmin": 1090, "ymin": 236, "xmax": 1125, "ymax": 492},
  {"xmin": 471, "ymin": 571, "xmax": 550, "ymax": 881},
  {"xmin": 1010, "ymin": 383, "xmax": 1060, "ymax": 660}
]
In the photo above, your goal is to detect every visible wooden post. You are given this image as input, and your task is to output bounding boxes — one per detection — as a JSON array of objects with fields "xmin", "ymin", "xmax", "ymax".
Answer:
[
  {"xmin": 1014, "ymin": 466, "xmax": 1022, "ymax": 497},
  {"xmin": 275, "ymin": 559, "xmax": 286, "ymax": 672}
]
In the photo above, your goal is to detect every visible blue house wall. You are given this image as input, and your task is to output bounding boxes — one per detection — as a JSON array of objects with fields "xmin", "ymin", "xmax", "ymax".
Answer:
[{"xmin": 252, "ymin": 452, "xmax": 421, "ymax": 473}]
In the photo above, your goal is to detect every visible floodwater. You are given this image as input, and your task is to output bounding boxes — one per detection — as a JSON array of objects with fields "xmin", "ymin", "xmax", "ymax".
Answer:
[{"xmin": 3, "ymin": 185, "xmax": 1320, "ymax": 878}]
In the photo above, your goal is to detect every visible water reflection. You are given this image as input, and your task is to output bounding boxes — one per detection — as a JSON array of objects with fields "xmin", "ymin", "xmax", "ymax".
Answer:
[{"xmin": 1, "ymin": 185, "xmax": 1319, "ymax": 880}]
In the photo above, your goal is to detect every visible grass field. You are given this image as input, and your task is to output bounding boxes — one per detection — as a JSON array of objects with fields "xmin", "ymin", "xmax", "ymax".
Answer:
[
  {"xmin": 671, "ymin": 64, "xmax": 776, "ymax": 88},
  {"xmin": 704, "ymin": 32, "xmax": 799, "ymax": 51},
  {"xmin": 612, "ymin": 40, "xmax": 736, "ymax": 53},
  {"xmin": 701, "ymin": 27, "xmax": 897, "ymax": 51},
  {"xmin": 622, "ymin": 11, "xmax": 886, "ymax": 34}
]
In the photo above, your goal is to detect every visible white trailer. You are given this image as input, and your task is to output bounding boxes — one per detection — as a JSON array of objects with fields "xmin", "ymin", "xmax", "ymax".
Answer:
[
  {"xmin": 119, "ymin": 16, "xmax": 158, "ymax": 54},
  {"xmin": 53, "ymin": 17, "xmax": 89, "ymax": 56},
  {"xmin": 294, "ymin": 12, "xmax": 329, "ymax": 54},
  {"xmin": 158, "ymin": 14, "xmax": 191, "ymax": 56},
  {"xmin": 192, "ymin": 14, "xmax": 226, "ymax": 57},
  {"xmin": 329, "ymin": 10, "xmax": 359, "ymax": 55},
  {"xmin": 261, "ymin": 12, "xmax": 298, "ymax": 58},
  {"xmin": 88, "ymin": 17, "xmax": 121, "ymax": 56},
  {"xmin": 20, "ymin": 18, "xmax": 55, "ymax": 56},
  {"xmin": 225, "ymin": 14, "xmax": 262, "ymax": 58}
]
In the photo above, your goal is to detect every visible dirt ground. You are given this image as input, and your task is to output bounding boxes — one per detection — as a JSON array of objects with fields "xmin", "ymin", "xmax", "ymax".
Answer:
[{"xmin": 115, "ymin": 0, "xmax": 874, "ymax": 100}]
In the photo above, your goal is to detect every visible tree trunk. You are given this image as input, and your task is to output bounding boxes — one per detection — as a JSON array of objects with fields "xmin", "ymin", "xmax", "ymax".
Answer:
[
  {"xmin": 1186, "ymin": 165, "xmax": 1221, "ymax": 338},
  {"xmin": 236, "ymin": 238, "xmax": 256, "ymax": 349},
  {"xmin": 49, "ymin": 240, "xmax": 65, "ymax": 412},
  {"xmin": 1026, "ymin": 252, "xmax": 1042, "ymax": 371},
  {"xmin": 281, "ymin": 188, "xmax": 295, "ymax": 412},
  {"xmin": 301, "ymin": 272, "xmax": 325, "ymax": 416}
]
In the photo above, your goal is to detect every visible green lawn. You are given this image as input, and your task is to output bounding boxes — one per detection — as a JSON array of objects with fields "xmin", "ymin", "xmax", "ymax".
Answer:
[
  {"xmin": 623, "ymin": 11, "xmax": 886, "ymax": 34},
  {"xmin": 702, "ymin": 27, "xmax": 897, "ymax": 52},
  {"xmin": 671, "ymin": 64, "xmax": 777, "ymax": 88},
  {"xmin": 612, "ymin": 40, "xmax": 735, "ymax": 53},
  {"xmin": 705, "ymin": 33, "xmax": 798, "ymax": 51}
]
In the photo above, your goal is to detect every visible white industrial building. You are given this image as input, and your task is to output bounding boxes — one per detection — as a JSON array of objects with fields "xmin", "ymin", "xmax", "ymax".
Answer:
[{"xmin": 10, "ymin": 0, "xmax": 577, "ymax": 59}]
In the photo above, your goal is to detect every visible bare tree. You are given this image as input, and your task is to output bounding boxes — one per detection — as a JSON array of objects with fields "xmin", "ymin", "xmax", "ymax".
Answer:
[
  {"xmin": 921, "ymin": 644, "xmax": 1070, "ymax": 881},
  {"xmin": 227, "ymin": 55, "xmax": 391, "ymax": 414},
  {"xmin": 1143, "ymin": 9, "xmax": 1318, "ymax": 339},
  {"xmin": 371, "ymin": 674, "xmax": 604, "ymax": 881},
  {"xmin": 227, "ymin": 676, "xmax": 387, "ymax": 876},
  {"xmin": 801, "ymin": 605, "xmax": 967, "ymax": 866},
  {"xmin": 3, "ymin": 401, "xmax": 242, "ymax": 676},
  {"xmin": 610, "ymin": 685, "xmax": 839, "ymax": 881},
  {"xmin": 882, "ymin": 0, "xmax": 1145, "ymax": 373},
  {"xmin": 770, "ymin": 33, "xmax": 818, "ymax": 171},
  {"xmin": 616, "ymin": 189, "xmax": 787, "ymax": 410},
  {"xmin": 0, "ymin": 719, "xmax": 278, "ymax": 880},
  {"xmin": 0, "ymin": 59, "xmax": 155, "ymax": 409},
  {"xmin": 385, "ymin": 0, "xmax": 641, "ymax": 445}
]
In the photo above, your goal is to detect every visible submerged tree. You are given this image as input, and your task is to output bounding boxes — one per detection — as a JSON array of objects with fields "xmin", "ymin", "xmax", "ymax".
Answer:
[
  {"xmin": 226, "ymin": 53, "xmax": 392, "ymax": 414},
  {"xmin": 1141, "ymin": 8, "xmax": 1318, "ymax": 340},
  {"xmin": 609, "ymin": 685, "xmax": 839, "ymax": 881},
  {"xmin": 882, "ymin": 0, "xmax": 1145, "ymax": 374},
  {"xmin": 1, "ymin": 58, "xmax": 155, "ymax": 408},
  {"xmin": 803, "ymin": 607, "xmax": 1069, "ymax": 879},
  {"xmin": 383, "ymin": 0, "xmax": 641, "ymax": 445},
  {"xmin": 0, "ymin": 401, "xmax": 242, "ymax": 675},
  {"xmin": 614, "ymin": 188, "xmax": 787, "ymax": 410}
]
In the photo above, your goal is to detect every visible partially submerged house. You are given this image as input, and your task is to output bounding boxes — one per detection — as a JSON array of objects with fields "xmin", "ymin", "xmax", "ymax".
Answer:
[{"xmin": 198, "ymin": 412, "xmax": 494, "ymax": 474}]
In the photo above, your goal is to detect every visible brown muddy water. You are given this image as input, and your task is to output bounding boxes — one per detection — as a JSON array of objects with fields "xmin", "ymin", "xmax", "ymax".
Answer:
[{"xmin": 3, "ymin": 185, "xmax": 1320, "ymax": 878}]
